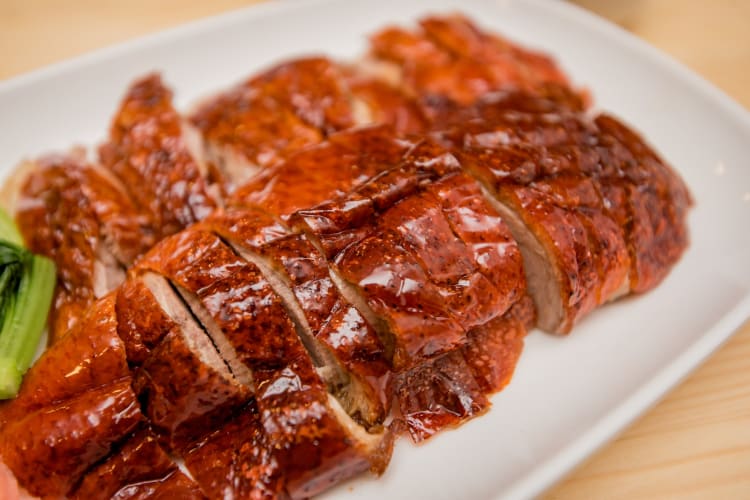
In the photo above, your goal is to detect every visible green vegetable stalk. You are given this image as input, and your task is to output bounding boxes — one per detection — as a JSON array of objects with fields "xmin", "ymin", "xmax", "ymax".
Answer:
[{"xmin": 0, "ymin": 207, "xmax": 56, "ymax": 399}]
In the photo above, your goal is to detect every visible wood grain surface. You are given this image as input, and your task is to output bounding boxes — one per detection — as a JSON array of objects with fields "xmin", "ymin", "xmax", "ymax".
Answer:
[{"xmin": 1, "ymin": 1, "xmax": 748, "ymax": 498}]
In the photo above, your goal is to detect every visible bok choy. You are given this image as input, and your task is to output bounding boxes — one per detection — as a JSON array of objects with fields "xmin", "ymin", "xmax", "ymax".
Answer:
[{"xmin": 0, "ymin": 207, "xmax": 56, "ymax": 399}]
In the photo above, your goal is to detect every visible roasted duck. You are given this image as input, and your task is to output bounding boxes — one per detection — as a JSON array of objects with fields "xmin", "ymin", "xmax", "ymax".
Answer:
[{"xmin": 0, "ymin": 14, "xmax": 690, "ymax": 499}]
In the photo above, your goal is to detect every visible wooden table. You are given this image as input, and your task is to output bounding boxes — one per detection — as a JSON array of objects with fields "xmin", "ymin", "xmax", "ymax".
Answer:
[{"xmin": 1, "ymin": 1, "xmax": 748, "ymax": 497}]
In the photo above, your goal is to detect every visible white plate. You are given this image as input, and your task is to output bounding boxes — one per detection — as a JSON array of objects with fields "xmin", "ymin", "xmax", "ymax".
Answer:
[{"xmin": 1, "ymin": 0, "xmax": 749, "ymax": 498}]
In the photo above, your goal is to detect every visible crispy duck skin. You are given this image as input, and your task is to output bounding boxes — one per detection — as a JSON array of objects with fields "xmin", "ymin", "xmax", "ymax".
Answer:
[
  {"xmin": 293, "ymin": 142, "xmax": 527, "ymax": 371},
  {"xmin": 200, "ymin": 208, "xmax": 392, "ymax": 426},
  {"xmin": 395, "ymin": 296, "xmax": 532, "ymax": 442},
  {"xmin": 115, "ymin": 276, "xmax": 178, "ymax": 365},
  {"xmin": 136, "ymin": 229, "xmax": 390, "ymax": 498},
  {"xmin": 459, "ymin": 145, "xmax": 627, "ymax": 333},
  {"xmin": 223, "ymin": 124, "xmax": 528, "ymax": 439},
  {"xmin": 221, "ymin": 127, "xmax": 525, "ymax": 437},
  {"xmin": 593, "ymin": 114, "xmax": 692, "ymax": 292},
  {"xmin": 98, "ymin": 74, "xmax": 219, "ymax": 242},
  {"xmin": 389, "ymin": 172, "xmax": 532, "ymax": 440},
  {"xmin": 15, "ymin": 153, "xmax": 147, "ymax": 342},
  {"xmin": 70, "ymin": 427, "xmax": 206, "ymax": 500},
  {"xmin": 0, "ymin": 294, "xmax": 128, "ymax": 427},
  {"xmin": 247, "ymin": 57, "xmax": 357, "ymax": 134},
  {"xmin": 189, "ymin": 57, "xmax": 432, "ymax": 193},
  {"xmin": 132, "ymin": 325, "xmax": 251, "ymax": 451},
  {"xmin": 184, "ymin": 403, "xmax": 289, "ymax": 499},
  {"xmin": 368, "ymin": 15, "xmax": 577, "ymax": 106},
  {"xmin": 342, "ymin": 70, "xmax": 430, "ymax": 134},
  {"xmin": 118, "ymin": 272, "xmax": 251, "ymax": 450},
  {"xmin": 228, "ymin": 125, "xmax": 414, "ymax": 218},
  {"xmin": 465, "ymin": 296, "xmax": 534, "ymax": 394},
  {"xmin": 289, "ymin": 142, "xmax": 530, "ymax": 439},
  {"xmin": 430, "ymin": 88, "xmax": 688, "ymax": 332},
  {"xmin": 0, "ymin": 380, "xmax": 142, "ymax": 498},
  {"xmin": 188, "ymin": 58, "xmax": 335, "ymax": 190}
]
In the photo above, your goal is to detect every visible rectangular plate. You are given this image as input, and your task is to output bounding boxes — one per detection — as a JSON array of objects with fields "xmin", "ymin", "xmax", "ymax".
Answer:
[{"xmin": 1, "ymin": 0, "xmax": 749, "ymax": 498}]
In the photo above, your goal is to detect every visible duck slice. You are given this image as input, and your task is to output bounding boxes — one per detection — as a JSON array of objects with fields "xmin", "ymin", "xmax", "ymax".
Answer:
[
  {"xmin": 120, "ymin": 272, "xmax": 251, "ymax": 450},
  {"xmin": 201, "ymin": 208, "xmax": 392, "ymax": 427},
  {"xmin": 367, "ymin": 15, "xmax": 579, "ymax": 106},
  {"xmin": 137, "ymin": 229, "xmax": 391, "ymax": 498},
  {"xmin": 439, "ymin": 91, "xmax": 689, "ymax": 332},
  {"xmin": 0, "ymin": 379, "xmax": 142, "ymax": 497},
  {"xmin": 184, "ymin": 402, "xmax": 288, "ymax": 499},
  {"xmin": 343, "ymin": 67, "xmax": 430, "ymax": 134},
  {"xmin": 593, "ymin": 114, "xmax": 692, "ymax": 293},
  {"xmin": 71, "ymin": 427, "xmax": 205, "ymax": 500},
  {"xmin": 99, "ymin": 74, "xmax": 219, "ymax": 242},
  {"xmin": 14, "ymin": 153, "xmax": 146, "ymax": 342},
  {"xmin": 246, "ymin": 57, "xmax": 357, "ymax": 134},
  {"xmin": 388, "ymin": 170, "xmax": 532, "ymax": 440},
  {"xmin": 229, "ymin": 125, "xmax": 413, "ymax": 218},
  {"xmin": 0, "ymin": 293, "xmax": 129, "ymax": 427},
  {"xmin": 293, "ymin": 142, "xmax": 523, "ymax": 370},
  {"xmin": 116, "ymin": 275, "xmax": 179, "ymax": 365},
  {"xmin": 458, "ymin": 146, "xmax": 629, "ymax": 333},
  {"xmin": 395, "ymin": 295, "xmax": 532, "ymax": 442},
  {"xmin": 188, "ymin": 58, "xmax": 352, "ymax": 191}
]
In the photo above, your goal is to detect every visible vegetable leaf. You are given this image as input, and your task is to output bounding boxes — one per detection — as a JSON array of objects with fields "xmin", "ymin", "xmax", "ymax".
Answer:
[{"xmin": 0, "ymin": 207, "xmax": 56, "ymax": 399}]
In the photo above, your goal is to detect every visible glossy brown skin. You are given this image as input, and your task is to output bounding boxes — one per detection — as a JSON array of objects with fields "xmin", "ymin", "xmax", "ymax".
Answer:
[
  {"xmin": 294, "ymin": 144, "xmax": 525, "ymax": 372},
  {"xmin": 190, "ymin": 58, "xmax": 352, "ymax": 187},
  {"xmin": 229, "ymin": 125, "xmax": 413, "ymax": 218},
  {"xmin": 119, "ymin": 269, "xmax": 251, "ymax": 450},
  {"xmin": 0, "ymin": 294, "xmax": 129, "ymax": 427},
  {"xmin": 133, "ymin": 328, "xmax": 252, "ymax": 451},
  {"xmin": 386, "ymin": 172, "xmax": 530, "ymax": 440},
  {"xmin": 292, "ymin": 141, "xmax": 459, "ymax": 260},
  {"xmin": 394, "ymin": 297, "xmax": 532, "ymax": 442},
  {"xmin": 133, "ymin": 471, "xmax": 207, "ymax": 500},
  {"xmin": 71, "ymin": 428, "xmax": 183, "ymax": 500},
  {"xmin": 463, "ymin": 296, "xmax": 534, "ymax": 395},
  {"xmin": 593, "ymin": 114, "xmax": 692, "ymax": 292},
  {"xmin": 137, "ymin": 229, "xmax": 297, "ymax": 372},
  {"xmin": 427, "ymin": 172, "xmax": 525, "ymax": 310},
  {"xmin": 427, "ymin": 83, "xmax": 588, "ymax": 142},
  {"xmin": 185, "ymin": 403, "xmax": 289, "ymax": 499},
  {"xmin": 202, "ymin": 209, "xmax": 392, "ymax": 425},
  {"xmin": 395, "ymin": 348, "xmax": 489, "ymax": 442},
  {"xmin": 274, "ymin": 136, "xmax": 532, "ymax": 440},
  {"xmin": 192, "ymin": 56, "xmax": 430, "ymax": 195},
  {"xmin": 138, "ymin": 229, "xmax": 380, "ymax": 498},
  {"xmin": 440, "ymin": 90, "xmax": 688, "ymax": 331},
  {"xmin": 99, "ymin": 73, "xmax": 218, "ymax": 241},
  {"xmin": 227, "ymin": 119, "xmax": 528, "ymax": 434},
  {"xmin": 432, "ymin": 91, "xmax": 617, "ymax": 330},
  {"xmin": 247, "ymin": 57, "xmax": 355, "ymax": 134},
  {"xmin": 116, "ymin": 277, "xmax": 177, "ymax": 365},
  {"xmin": 458, "ymin": 151, "xmax": 621, "ymax": 332},
  {"xmin": 0, "ymin": 380, "xmax": 142, "ymax": 497},
  {"xmin": 369, "ymin": 15, "xmax": 577, "ymax": 106},
  {"xmin": 15, "ymin": 154, "xmax": 146, "ymax": 342},
  {"xmin": 344, "ymin": 71, "xmax": 430, "ymax": 134}
]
